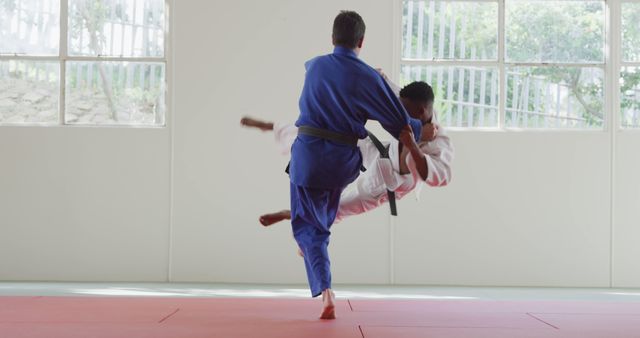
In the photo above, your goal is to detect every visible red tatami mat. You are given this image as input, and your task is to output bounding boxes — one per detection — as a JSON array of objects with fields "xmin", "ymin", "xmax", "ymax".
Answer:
[{"xmin": 1, "ymin": 296, "xmax": 640, "ymax": 338}]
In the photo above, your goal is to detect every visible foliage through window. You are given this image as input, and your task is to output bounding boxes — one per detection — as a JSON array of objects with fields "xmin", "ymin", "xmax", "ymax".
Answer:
[
  {"xmin": 401, "ymin": 0, "xmax": 606, "ymax": 129},
  {"xmin": 0, "ymin": 0, "xmax": 167, "ymax": 126},
  {"xmin": 621, "ymin": 2, "xmax": 640, "ymax": 128}
]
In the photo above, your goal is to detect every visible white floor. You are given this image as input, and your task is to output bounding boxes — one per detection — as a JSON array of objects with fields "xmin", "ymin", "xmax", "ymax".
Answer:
[{"xmin": 1, "ymin": 282, "xmax": 640, "ymax": 302}]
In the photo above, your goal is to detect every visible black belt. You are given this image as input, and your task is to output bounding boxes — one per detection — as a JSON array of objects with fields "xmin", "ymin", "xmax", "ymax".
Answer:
[
  {"xmin": 367, "ymin": 130, "xmax": 398, "ymax": 216},
  {"xmin": 298, "ymin": 126, "xmax": 358, "ymax": 147},
  {"xmin": 285, "ymin": 126, "xmax": 364, "ymax": 175}
]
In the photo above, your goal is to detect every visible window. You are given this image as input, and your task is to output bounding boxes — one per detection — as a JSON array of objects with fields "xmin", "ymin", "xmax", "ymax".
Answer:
[
  {"xmin": 0, "ymin": 0, "xmax": 167, "ymax": 126},
  {"xmin": 400, "ymin": 0, "xmax": 606, "ymax": 129},
  {"xmin": 402, "ymin": 1, "xmax": 499, "ymax": 128},
  {"xmin": 621, "ymin": 2, "xmax": 640, "ymax": 128}
]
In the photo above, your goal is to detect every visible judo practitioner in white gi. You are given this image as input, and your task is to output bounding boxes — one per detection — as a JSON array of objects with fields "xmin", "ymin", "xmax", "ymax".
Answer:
[{"xmin": 241, "ymin": 79, "xmax": 454, "ymax": 226}]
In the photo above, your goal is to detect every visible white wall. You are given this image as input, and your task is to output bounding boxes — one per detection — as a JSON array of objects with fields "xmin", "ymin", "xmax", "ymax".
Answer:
[
  {"xmin": 0, "ymin": 127, "xmax": 171, "ymax": 281},
  {"xmin": 395, "ymin": 132, "xmax": 611, "ymax": 286},
  {"xmin": 1, "ymin": 0, "xmax": 639, "ymax": 288},
  {"xmin": 613, "ymin": 132, "xmax": 640, "ymax": 287}
]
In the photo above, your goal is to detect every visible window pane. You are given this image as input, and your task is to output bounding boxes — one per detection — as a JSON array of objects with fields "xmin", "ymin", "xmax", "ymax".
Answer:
[
  {"xmin": 506, "ymin": 67, "xmax": 603, "ymax": 129},
  {"xmin": 401, "ymin": 65, "xmax": 499, "ymax": 128},
  {"xmin": 65, "ymin": 61, "xmax": 165, "ymax": 125},
  {"xmin": 68, "ymin": 0, "xmax": 165, "ymax": 57},
  {"xmin": 402, "ymin": 1, "xmax": 498, "ymax": 60},
  {"xmin": 0, "ymin": 60, "xmax": 59, "ymax": 124},
  {"xmin": 0, "ymin": 0, "xmax": 60, "ymax": 55},
  {"xmin": 506, "ymin": 0, "xmax": 604, "ymax": 63},
  {"xmin": 620, "ymin": 67, "xmax": 640, "ymax": 128},
  {"xmin": 622, "ymin": 3, "xmax": 640, "ymax": 62}
]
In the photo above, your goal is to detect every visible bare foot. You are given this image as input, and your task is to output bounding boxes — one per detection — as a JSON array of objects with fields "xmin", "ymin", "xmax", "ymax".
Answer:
[
  {"xmin": 259, "ymin": 210, "xmax": 291, "ymax": 226},
  {"xmin": 240, "ymin": 116, "xmax": 274, "ymax": 131},
  {"xmin": 320, "ymin": 289, "xmax": 336, "ymax": 320}
]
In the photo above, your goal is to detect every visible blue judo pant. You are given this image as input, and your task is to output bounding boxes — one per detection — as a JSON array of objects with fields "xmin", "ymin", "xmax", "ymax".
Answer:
[{"xmin": 290, "ymin": 183, "xmax": 343, "ymax": 298}]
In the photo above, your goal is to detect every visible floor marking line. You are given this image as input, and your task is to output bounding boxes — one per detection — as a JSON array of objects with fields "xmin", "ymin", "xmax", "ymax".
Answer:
[
  {"xmin": 355, "ymin": 325, "xmax": 551, "ymax": 329},
  {"xmin": 348, "ymin": 299, "xmax": 354, "ymax": 312},
  {"xmin": 527, "ymin": 312, "xmax": 559, "ymax": 330},
  {"xmin": 158, "ymin": 308, "xmax": 180, "ymax": 324},
  {"xmin": 527, "ymin": 312, "xmax": 640, "ymax": 316},
  {"xmin": 358, "ymin": 324, "xmax": 365, "ymax": 338}
]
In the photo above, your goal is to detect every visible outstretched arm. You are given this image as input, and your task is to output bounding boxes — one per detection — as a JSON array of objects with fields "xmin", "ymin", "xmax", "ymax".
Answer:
[
  {"xmin": 240, "ymin": 117, "xmax": 274, "ymax": 131},
  {"xmin": 240, "ymin": 116, "xmax": 297, "ymax": 155}
]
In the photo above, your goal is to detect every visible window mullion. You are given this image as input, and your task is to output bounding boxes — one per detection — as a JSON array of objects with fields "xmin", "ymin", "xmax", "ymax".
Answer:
[
  {"xmin": 164, "ymin": 0, "xmax": 171, "ymax": 127},
  {"xmin": 505, "ymin": 62, "xmax": 605, "ymax": 68},
  {"xmin": 612, "ymin": 0, "xmax": 623, "ymax": 131},
  {"xmin": 498, "ymin": 0, "xmax": 506, "ymax": 129},
  {"xmin": 400, "ymin": 59, "xmax": 499, "ymax": 67},
  {"xmin": 0, "ymin": 55, "xmax": 61, "ymax": 61},
  {"xmin": 64, "ymin": 56, "xmax": 166, "ymax": 63},
  {"xmin": 59, "ymin": 0, "xmax": 69, "ymax": 126},
  {"xmin": 606, "ymin": 0, "xmax": 620, "ymax": 132}
]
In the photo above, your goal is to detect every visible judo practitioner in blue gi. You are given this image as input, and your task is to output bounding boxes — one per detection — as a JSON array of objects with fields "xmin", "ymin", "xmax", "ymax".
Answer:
[{"xmin": 289, "ymin": 10, "xmax": 423, "ymax": 319}]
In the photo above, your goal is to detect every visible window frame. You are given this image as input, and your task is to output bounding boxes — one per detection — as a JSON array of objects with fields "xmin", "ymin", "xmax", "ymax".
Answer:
[
  {"xmin": 618, "ymin": 0, "xmax": 640, "ymax": 129},
  {"xmin": 0, "ymin": 0, "xmax": 172, "ymax": 128},
  {"xmin": 394, "ymin": 0, "xmax": 619, "ymax": 132}
]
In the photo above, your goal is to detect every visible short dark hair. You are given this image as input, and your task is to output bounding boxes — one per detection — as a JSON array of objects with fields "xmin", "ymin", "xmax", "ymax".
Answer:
[
  {"xmin": 400, "ymin": 81, "xmax": 435, "ymax": 104},
  {"xmin": 332, "ymin": 11, "xmax": 366, "ymax": 49}
]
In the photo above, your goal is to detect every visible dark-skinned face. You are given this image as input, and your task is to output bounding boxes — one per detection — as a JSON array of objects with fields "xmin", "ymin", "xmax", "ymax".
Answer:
[{"xmin": 401, "ymin": 98, "xmax": 434, "ymax": 124}]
